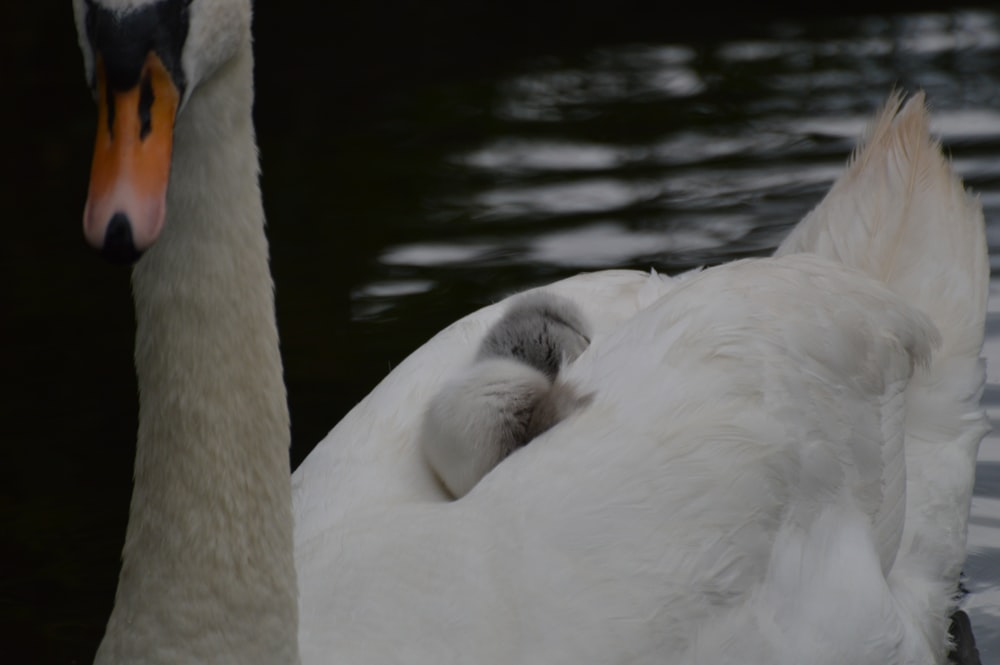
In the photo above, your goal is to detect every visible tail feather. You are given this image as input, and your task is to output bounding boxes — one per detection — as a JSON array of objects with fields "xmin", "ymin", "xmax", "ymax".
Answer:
[
  {"xmin": 776, "ymin": 91, "xmax": 988, "ymax": 358},
  {"xmin": 778, "ymin": 92, "xmax": 990, "ymax": 659}
]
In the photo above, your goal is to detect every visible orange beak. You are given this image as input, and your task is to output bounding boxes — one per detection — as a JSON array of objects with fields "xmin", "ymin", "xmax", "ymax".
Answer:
[{"xmin": 83, "ymin": 52, "xmax": 179, "ymax": 262}]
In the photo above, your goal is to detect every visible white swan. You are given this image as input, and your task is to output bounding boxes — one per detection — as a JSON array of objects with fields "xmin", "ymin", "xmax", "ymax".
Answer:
[{"xmin": 73, "ymin": 1, "xmax": 988, "ymax": 664}]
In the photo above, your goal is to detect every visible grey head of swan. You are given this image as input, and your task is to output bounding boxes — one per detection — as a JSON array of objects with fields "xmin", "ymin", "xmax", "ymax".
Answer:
[
  {"xmin": 422, "ymin": 292, "xmax": 593, "ymax": 497},
  {"xmin": 478, "ymin": 291, "xmax": 592, "ymax": 379},
  {"xmin": 73, "ymin": 0, "xmax": 250, "ymax": 263}
]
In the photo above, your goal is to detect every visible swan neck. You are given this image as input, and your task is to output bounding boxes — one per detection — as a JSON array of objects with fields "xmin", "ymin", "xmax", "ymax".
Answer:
[{"xmin": 97, "ymin": 39, "xmax": 300, "ymax": 665}]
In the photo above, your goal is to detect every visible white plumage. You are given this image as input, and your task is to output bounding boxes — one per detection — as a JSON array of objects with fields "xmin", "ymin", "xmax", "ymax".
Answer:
[
  {"xmin": 295, "ymin": 93, "xmax": 988, "ymax": 664},
  {"xmin": 74, "ymin": 1, "xmax": 988, "ymax": 664}
]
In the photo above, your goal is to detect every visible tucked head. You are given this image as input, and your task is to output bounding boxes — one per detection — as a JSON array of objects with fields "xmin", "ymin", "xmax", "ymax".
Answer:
[
  {"xmin": 478, "ymin": 292, "xmax": 592, "ymax": 380},
  {"xmin": 73, "ymin": 0, "xmax": 251, "ymax": 263}
]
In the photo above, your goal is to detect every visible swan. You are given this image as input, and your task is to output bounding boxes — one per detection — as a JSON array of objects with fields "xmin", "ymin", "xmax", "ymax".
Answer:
[
  {"xmin": 72, "ymin": 1, "xmax": 989, "ymax": 664},
  {"xmin": 422, "ymin": 292, "xmax": 593, "ymax": 497}
]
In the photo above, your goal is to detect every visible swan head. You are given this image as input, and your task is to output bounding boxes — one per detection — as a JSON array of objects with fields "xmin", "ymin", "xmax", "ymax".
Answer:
[{"xmin": 72, "ymin": 0, "xmax": 250, "ymax": 263}]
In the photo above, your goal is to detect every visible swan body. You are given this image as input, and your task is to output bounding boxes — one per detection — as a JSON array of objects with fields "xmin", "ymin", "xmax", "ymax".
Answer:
[
  {"xmin": 295, "ymin": 92, "xmax": 988, "ymax": 664},
  {"xmin": 73, "ymin": 1, "xmax": 988, "ymax": 664}
]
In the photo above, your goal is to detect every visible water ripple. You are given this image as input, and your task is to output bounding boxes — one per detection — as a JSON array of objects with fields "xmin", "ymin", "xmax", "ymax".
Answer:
[
  {"xmin": 526, "ymin": 217, "xmax": 753, "ymax": 268},
  {"xmin": 475, "ymin": 179, "xmax": 655, "ymax": 218},
  {"xmin": 460, "ymin": 140, "xmax": 627, "ymax": 173},
  {"xmin": 380, "ymin": 243, "xmax": 498, "ymax": 267}
]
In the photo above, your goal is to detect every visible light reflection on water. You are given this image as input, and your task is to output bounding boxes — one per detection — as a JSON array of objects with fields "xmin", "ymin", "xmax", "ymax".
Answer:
[
  {"xmin": 461, "ymin": 141, "xmax": 627, "ymax": 173},
  {"xmin": 352, "ymin": 9, "xmax": 1000, "ymax": 323}
]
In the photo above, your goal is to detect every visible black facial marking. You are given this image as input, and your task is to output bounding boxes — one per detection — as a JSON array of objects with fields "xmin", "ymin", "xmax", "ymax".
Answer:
[
  {"xmin": 102, "ymin": 213, "xmax": 143, "ymax": 265},
  {"xmin": 104, "ymin": 74, "xmax": 116, "ymax": 133},
  {"xmin": 84, "ymin": 0, "xmax": 191, "ymax": 95},
  {"xmin": 138, "ymin": 71, "xmax": 154, "ymax": 140}
]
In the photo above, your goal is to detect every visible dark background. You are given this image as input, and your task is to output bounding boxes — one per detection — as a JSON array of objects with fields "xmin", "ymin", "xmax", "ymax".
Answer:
[{"xmin": 2, "ymin": 1, "xmax": 992, "ymax": 662}]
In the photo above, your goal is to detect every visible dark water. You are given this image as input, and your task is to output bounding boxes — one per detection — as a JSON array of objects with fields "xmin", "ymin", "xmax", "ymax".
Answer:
[{"xmin": 5, "ymin": 5, "xmax": 1000, "ymax": 662}]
